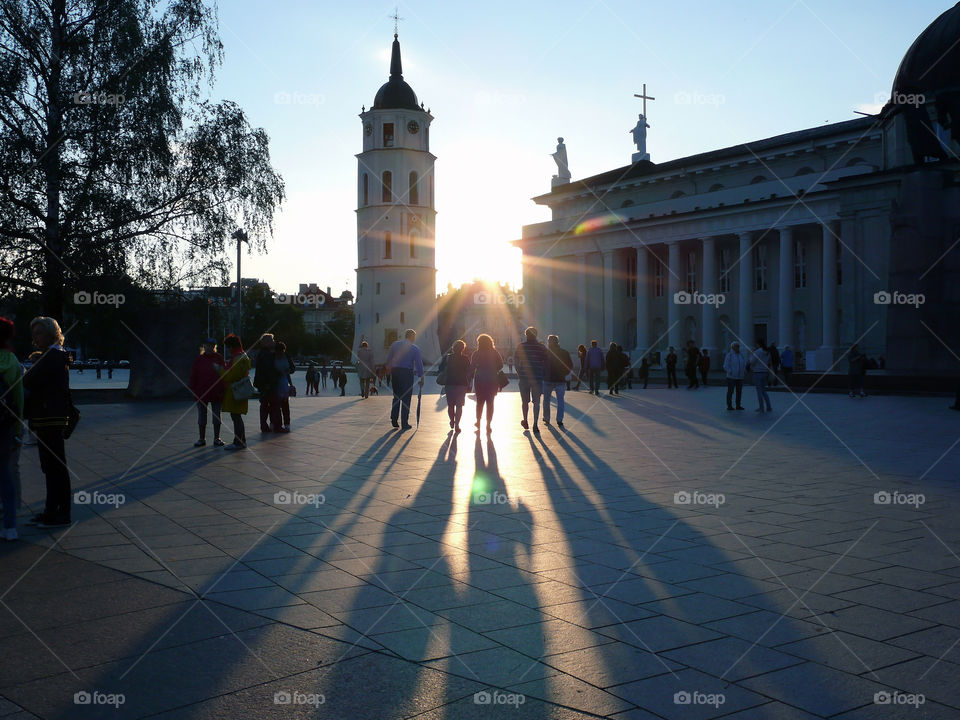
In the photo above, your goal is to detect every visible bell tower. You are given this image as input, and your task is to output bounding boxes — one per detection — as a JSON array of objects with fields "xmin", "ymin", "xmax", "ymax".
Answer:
[{"xmin": 354, "ymin": 32, "xmax": 441, "ymax": 365}]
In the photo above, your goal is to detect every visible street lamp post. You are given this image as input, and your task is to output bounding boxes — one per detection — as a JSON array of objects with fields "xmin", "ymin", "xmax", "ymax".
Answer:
[{"xmin": 231, "ymin": 229, "xmax": 249, "ymax": 339}]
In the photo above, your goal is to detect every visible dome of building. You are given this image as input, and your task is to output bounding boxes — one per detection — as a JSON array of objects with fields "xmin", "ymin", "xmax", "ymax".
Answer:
[
  {"xmin": 373, "ymin": 34, "xmax": 420, "ymax": 111},
  {"xmin": 892, "ymin": 2, "xmax": 960, "ymax": 96}
]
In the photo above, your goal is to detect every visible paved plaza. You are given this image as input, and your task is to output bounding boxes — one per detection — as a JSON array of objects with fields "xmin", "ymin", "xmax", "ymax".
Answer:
[{"xmin": 1, "ymin": 384, "xmax": 959, "ymax": 719}]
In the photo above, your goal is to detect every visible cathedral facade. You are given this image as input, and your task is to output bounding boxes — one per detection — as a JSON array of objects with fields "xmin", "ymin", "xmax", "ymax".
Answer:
[
  {"xmin": 518, "ymin": 4, "xmax": 960, "ymax": 374},
  {"xmin": 353, "ymin": 34, "xmax": 441, "ymax": 365}
]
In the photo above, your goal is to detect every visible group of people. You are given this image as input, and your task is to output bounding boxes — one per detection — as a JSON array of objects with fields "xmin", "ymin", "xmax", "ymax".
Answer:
[
  {"xmin": 428, "ymin": 326, "xmax": 574, "ymax": 434},
  {"xmin": 189, "ymin": 332, "xmax": 299, "ymax": 448}
]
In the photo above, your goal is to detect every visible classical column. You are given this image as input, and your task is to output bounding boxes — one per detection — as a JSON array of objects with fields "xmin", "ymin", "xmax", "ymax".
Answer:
[
  {"xmin": 634, "ymin": 246, "xmax": 649, "ymax": 355},
  {"xmin": 778, "ymin": 226, "xmax": 794, "ymax": 348},
  {"xmin": 542, "ymin": 257, "xmax": 554, "ymax": 334},
  {"xmin": 818, "ymin": 221, "xmax": 838, "ymax": 365},
  {"xmin": 700, "ymin": 237, "xmax": 716, "ymax": 356},
  {"xmin": 576, "ymin": 252, "xmax": 588, "ymax": 346},
  {"xmin": 667, "ymin": 242, "xmax": 681, "ymax": 349},
  {"xmin": 738, "ymin": 231, "xmax": 753, "ymax": 344},
  {"xmin": 602, "ymin": 250, "xmax": 615, "ymax": 344}
]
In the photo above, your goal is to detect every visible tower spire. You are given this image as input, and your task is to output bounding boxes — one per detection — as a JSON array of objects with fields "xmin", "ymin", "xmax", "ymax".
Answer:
[{"xmin": 389, "ymin": 8, "xmax": 405, "ymax": 78}]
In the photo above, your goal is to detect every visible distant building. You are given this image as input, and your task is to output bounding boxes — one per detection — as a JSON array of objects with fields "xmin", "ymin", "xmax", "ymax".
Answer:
[
  {"xmin": 438, "ymin": 281, "xmax": 525, "ymax": 359},
  {"xmin": 295, "ymin": 283, "xmax": 352, "ymax": 336}
]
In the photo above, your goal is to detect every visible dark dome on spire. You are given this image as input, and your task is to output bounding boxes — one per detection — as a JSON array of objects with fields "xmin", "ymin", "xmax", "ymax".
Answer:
[
  {"xmin": 373, "ymin": 34, "xmax": 420, "ymax": 111},
  {"xmin": 892, "ymin": 2, "xmax": 960, "ymax": 96}
]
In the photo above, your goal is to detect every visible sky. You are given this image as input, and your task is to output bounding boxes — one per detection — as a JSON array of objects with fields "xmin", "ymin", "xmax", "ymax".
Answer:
[{"xmin": 209, "ymin": 0, "xmax": 950, "ymax": 297}]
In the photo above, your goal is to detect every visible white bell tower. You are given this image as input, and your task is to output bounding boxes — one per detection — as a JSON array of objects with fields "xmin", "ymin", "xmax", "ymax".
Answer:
[{"xmin": 353, "ymin": 32, "xmax": 441, "ymax": 366}]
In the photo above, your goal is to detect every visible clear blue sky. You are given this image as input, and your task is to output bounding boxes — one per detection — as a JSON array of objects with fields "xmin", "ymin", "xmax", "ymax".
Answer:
[{"xmin": 210, "ymin": 0, "xmax": 949, "ymax": 296}]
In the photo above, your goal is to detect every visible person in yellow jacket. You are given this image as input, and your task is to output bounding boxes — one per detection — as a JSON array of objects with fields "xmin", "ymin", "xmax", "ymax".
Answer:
[{"xmin": 220, "ymin": 334, "xmax": 251, "ymax": 450}]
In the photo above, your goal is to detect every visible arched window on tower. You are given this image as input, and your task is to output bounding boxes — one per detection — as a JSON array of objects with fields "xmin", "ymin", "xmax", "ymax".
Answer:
[
  {"xmin": 362, "ymin": 174, "xmax": 369, "ymax": 206},
  {"xmin": 409, "ymin": 231, "xmax": 418, "ymax": 258},
  {"xmin": 409, "ymin": 171, "xmax": 419, "ymax": 205},
  {"xmin": 382, "ymin": 171, "xmax": 392, "ymax": 203},
  {"xmin": 384, "ymin": 232, "xmax": 392, "ymax": 259}
]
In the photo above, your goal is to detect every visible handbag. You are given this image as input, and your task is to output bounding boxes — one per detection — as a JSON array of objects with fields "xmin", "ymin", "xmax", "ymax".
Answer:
[
  {"xmin": 497, "ymin": 370, "xmax": 510, "ymax": 390},
  {"xmin": 64, "ymin": 400, "xmax": 81, "ymax": 439},
  {"xmin": 288, "ymin": 382, "xmax": 297, "ymax": 397},
  {"xmin": 230, "ymin": 375, "xmax": 255, "ymax": 400}
]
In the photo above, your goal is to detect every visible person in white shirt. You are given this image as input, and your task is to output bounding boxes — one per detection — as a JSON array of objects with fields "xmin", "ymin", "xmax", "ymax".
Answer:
[{"xmin": 723, "ymin": 341, "xmax": 747, "ymax": 411}]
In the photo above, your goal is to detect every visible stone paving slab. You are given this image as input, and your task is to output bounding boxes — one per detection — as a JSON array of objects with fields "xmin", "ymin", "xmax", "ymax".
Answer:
[{"xmin": 2, "ymin": 387, "xmax": 960, "ymax": 718}]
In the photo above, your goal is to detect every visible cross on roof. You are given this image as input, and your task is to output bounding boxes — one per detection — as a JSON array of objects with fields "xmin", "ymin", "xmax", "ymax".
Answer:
[
  {"xmin": 634, "ymin": 83, "xmax": 655, "ymax": 117},
  {"xmin": 390, "ymin": 7, "xmax": 404, "ymax": 35}
]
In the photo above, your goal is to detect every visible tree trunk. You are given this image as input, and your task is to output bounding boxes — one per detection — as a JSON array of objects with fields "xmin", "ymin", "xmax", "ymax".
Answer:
[{"xmin": 42, "ymin": 0, "xmax": 67, "ymax": 318}]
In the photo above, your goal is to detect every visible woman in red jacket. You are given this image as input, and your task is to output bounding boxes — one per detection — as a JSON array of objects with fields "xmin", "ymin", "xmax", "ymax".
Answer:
[{"xmin": 189, "ymin": 338, "xmax": 225, "ymax": 447}]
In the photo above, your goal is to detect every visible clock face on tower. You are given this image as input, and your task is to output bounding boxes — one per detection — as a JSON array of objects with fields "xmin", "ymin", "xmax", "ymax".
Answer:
[
  {"xmin": 364, "ymin": 123, "xmax": 373, "ymax": 136},
  {"xmin": 407, "ymin": 120, "xmax": 419, "ymax": 134}
]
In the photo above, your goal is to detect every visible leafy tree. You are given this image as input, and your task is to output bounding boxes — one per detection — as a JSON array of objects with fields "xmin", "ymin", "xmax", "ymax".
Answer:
[{"xmin": 0, "ymin": 0, "xmax": 284, "ymax": 316}]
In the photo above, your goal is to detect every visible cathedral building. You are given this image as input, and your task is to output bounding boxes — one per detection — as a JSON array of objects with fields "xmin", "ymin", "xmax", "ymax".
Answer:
[
  {"xmin": 353, "ymin": 33, "xmax": 441, "ymax": 365},
  {"xmin": 518, "ymin": 4, "xmax": 960, "ymax": 374}
]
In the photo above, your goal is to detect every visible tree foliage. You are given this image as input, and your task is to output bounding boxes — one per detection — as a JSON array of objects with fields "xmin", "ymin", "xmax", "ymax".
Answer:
[{"xmin": 0, "ymin": 0, "xmax": 285, "ymax": 315}]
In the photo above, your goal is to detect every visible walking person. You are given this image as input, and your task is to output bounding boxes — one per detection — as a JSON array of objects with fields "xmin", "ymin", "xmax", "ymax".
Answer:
[
  {"xmin": 515, "ymin": 327, "xmax": 547, "ymax": 432},
  {"xmin": 253, "ymin": 333, "xmax": 281, "ymax": 432},
  {"xmin": 767, "ymin": 342, "xmax": 781, "ymax": 387},
  {"xmin": 585, "ymin": 340, "xmax": 604, "ymax": 396},
  {"xmin": 385, "ymin": 329, "xmax": 424, "ymax": 430},
  {"xmin": 620, "ymin": 345, "xmax": 632, "ymax": 390},
  {"xmin": 685, "ymin": 341, "xmax": 700, "ymax": 389},
  {"xmin": 666, "ymin": 346, "xmax": 679, "ymax": 388},
  {"xmin": 189, "ymin": 338, "xmax": 225, "ymax": 447},
  {"xmin": 320, "ymin": 364, "xmax": 329, "ymax": 389},
  {"xmin": 573, "ymin": 344, "xmax": 587, "ymax": 390},
  {"xmin": 220, "ymin": 334, "xmax": 250, "ymax": 449},
  {"xmin": 848, "ymin": 343, "xmax": 867, "ymax": 398},
  {"xmin": 337, "ymin": 365, "xmax": 348, "ymax": 396},
  {"xmin": 356, "ymin": 341, "xmax": 376, "ymax": 399},
  {"xmin": 0, "ymin": 317, "xmax": 24, "ymax": 540},
  {"xmin": 780, "ymin": 345, "xmax": 794, "ymax": 386},
  {"xmin": 749, "ymin": 339, "xmax": 773, "ymax": 413},
  {"xmin": 306, "ymin": 362, "xmax": 317, "ymax": 395},
  {"xmin": 605, "ymin": 342, "xmax": 623, "ymax": 396},
  {"xmin": 23, "ymin": 317, "xmax": 74, "ymax": 527},
  {"xmin": 439, "ymin": 340, "xmax": 470, "ymax": 432},
  {"xmin": 638, "ymin": 356, "xmax": 650, "ymax": 389},
  {"xmin": 470, "ymin": 334, "xmax": 503, "ymax": 434},
  {"xmin": 274, "ymin": 341, "xmax": 295, "ymax": 432},
  {"xmin": 723, "ymin": 341, "xmax": 747, "ymax": 411},
  {"xmin": 543, "ymin": 335, "xmax": 572, "ymax": 428},
  {"xmin": 698, "ymin": 349, "xmax": 711, "ymax": 386}
]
